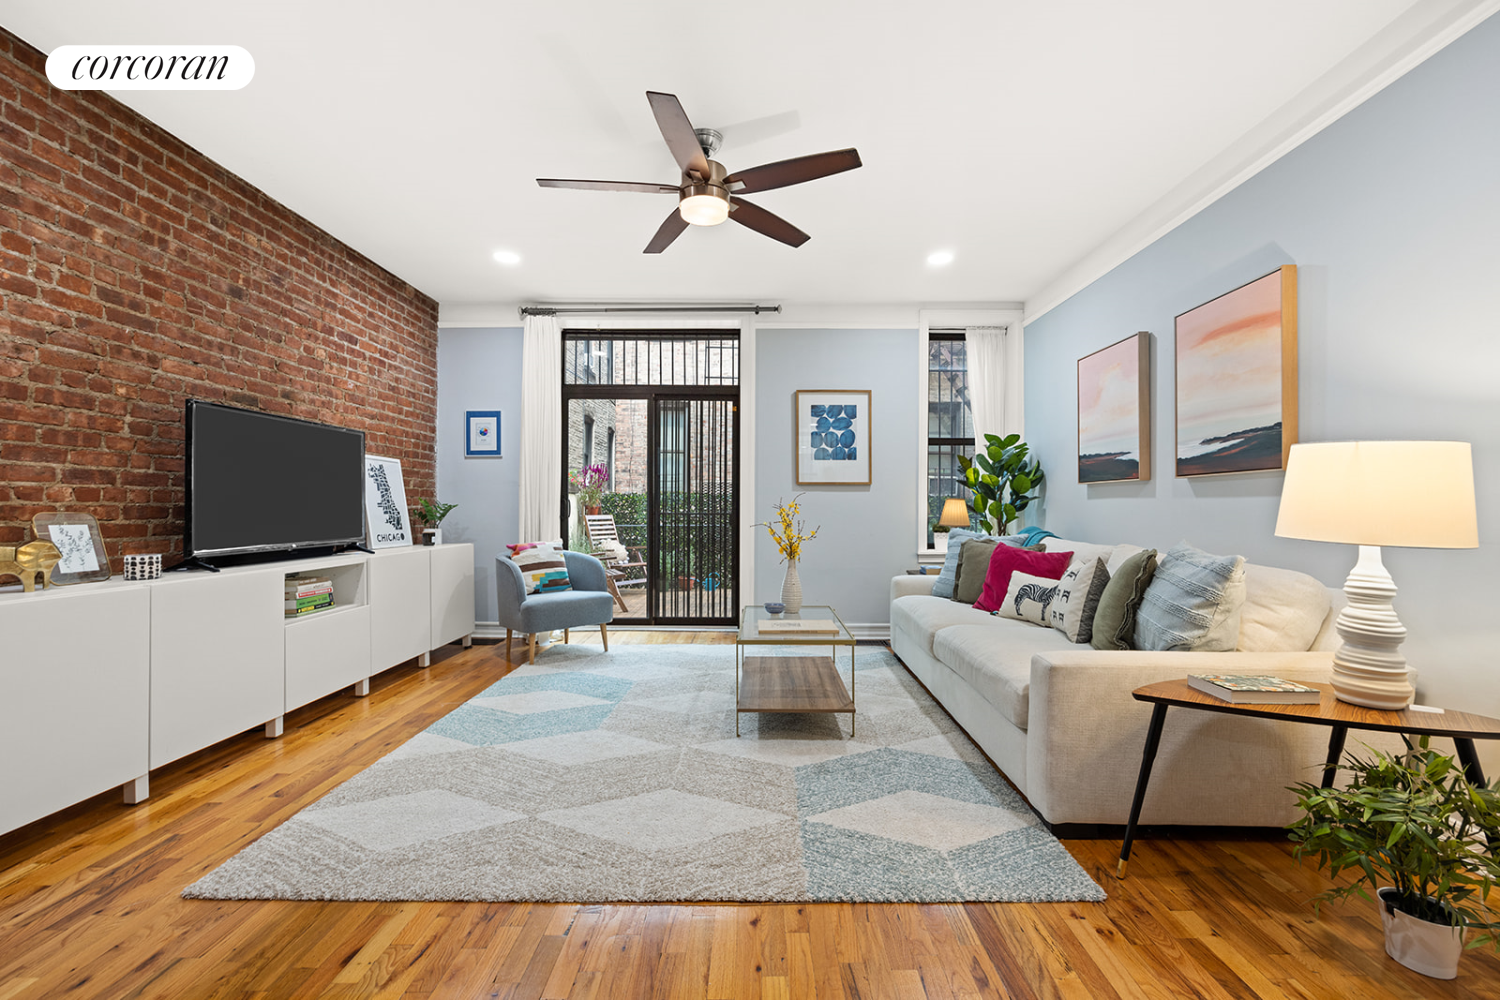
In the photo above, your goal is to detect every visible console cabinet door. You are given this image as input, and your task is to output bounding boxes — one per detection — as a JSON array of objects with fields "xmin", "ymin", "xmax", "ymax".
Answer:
[
  {"xmin": 430, "ymin": 543, "xmax": 475, "ymax": 648},
  {"xmin": 150, "ymin": 569, "xmax": 283, "ymax": 768},
  {"xmin": 368, "ymin": 546, "xmax": 430, "ymax": 671},
  {"xmin": 0, "ymin": 585, "xmax": 150, "ymax": 835}
]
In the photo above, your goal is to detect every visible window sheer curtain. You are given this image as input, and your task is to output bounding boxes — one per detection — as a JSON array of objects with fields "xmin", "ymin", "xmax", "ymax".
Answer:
[
  {"xmin": 518, "ymin": 312, "xmax": 562, "ymax": 542},
  {"xmin": 965, "ymin": 324, "xmax": 1024, "ymax": 450}
]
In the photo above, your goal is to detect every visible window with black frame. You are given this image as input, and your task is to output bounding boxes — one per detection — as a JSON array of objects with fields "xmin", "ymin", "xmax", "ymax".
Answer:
[{"xmin": 926, "ymin": 331, "xmax": 980, "ymax": 548}]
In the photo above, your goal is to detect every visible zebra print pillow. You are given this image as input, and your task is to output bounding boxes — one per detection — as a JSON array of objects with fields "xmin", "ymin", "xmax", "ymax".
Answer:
[{"xmin": 995, "ymin": 571, "xmax": 1062, "ymax": 626}]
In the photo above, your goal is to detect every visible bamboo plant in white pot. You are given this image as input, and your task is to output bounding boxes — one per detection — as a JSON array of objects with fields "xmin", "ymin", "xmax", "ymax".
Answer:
[{"xmin": 1287, "ymin": 735, "xmax": 1500, "ymax": 979}]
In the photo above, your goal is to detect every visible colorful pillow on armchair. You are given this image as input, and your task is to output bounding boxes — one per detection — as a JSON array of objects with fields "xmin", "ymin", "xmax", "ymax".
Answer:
[{"xmin": 507, "ymin": 543, "xmax": 572, "ymax": 594}]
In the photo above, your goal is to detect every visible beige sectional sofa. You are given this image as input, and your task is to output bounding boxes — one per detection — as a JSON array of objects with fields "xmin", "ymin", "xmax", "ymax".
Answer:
[{"xmin": 890, "ymin": 537, "xmax": 1363, "ymax": 830}]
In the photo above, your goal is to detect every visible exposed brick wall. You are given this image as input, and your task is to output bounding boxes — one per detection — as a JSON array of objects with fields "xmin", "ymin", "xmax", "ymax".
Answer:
[{"xmin": 0, "ymin": 29, "xmax": 439, "ymax": 568}]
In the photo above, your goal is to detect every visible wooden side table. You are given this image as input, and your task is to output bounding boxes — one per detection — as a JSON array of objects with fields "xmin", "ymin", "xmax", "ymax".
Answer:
[{"xmin": 1117, "ymin": 679, "xmax": 1500, "ymax": 878}]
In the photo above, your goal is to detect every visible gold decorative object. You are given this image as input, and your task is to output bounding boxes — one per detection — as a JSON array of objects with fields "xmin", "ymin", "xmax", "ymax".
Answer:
[{"xmin": 0, "ymin": 540, "xmax": 61, "ymax": 592}]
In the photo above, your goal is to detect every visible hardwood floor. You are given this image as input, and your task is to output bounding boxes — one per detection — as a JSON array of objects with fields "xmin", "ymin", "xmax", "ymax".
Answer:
[{"xmin": 1, "ymin": 631, "xmax": 1496, "ymax": 998}]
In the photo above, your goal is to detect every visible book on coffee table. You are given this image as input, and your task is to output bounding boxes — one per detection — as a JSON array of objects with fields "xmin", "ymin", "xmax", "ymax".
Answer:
[
  {"xmin": 1188, "ymin": 674, "xmax": 1321, "ymax": 704},
  {"xmin": 757, "ymin": 619, "xmax": 840, "ymax": 634}
]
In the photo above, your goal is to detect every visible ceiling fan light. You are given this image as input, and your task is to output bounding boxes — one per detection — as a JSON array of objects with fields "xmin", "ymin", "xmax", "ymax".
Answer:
[{"xmin": 679, "ymin": 192, "xmax": 730, "ymax": 226}]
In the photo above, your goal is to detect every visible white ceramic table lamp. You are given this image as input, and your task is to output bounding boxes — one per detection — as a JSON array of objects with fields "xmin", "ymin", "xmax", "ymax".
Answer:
[{"xmin": 1274, "ymin": 441, "xmax": 1477, "ymax": 709}]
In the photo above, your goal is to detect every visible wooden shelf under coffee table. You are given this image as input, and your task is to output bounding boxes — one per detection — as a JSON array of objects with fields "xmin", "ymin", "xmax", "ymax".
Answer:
[{"xmin": 735, "ymin": 605, "xmax": 856, "ymax": 736}]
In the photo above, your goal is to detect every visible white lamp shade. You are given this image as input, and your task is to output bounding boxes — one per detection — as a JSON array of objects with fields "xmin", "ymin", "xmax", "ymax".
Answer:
[
  {"xmin": 1275, "ymin": 441, "xmax": 1477, "ymax": 548},
  {"xmin": 938, "ymin": 498, "xmax": 971, "ymax": 528}
]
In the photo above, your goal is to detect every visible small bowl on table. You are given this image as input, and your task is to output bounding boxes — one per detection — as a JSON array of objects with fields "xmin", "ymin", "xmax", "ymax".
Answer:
[{"xmin": 763, "ymin": 602, "xmax": 785, "ymax": 617}]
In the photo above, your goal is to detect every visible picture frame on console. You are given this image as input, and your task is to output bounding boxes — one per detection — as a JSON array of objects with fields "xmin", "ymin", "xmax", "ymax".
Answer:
[
  {"xmin": 1174, "ymin": 264, "xmax": 1298, "ymax": 477},
  {"xmin": 363, "ymin": 455, "xmax": 413, "ymax": 549},
  {"xmin": 1077, "ymin": 332, "xmax": 1151, "ymax": 484},
  {"xmin": 31, "ymin": 512, "xmax": 110, "ymax": 585},
  {"xmin": 795, "ymin": 389, "xmax": 872, "ymax": 486}
]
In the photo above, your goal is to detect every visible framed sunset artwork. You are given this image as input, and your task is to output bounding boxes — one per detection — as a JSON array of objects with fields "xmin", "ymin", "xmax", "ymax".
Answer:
[
  {"xmin": 1078, "ymin": 332, "xmax": 1151, "ymax": 484},
  {"xmin": 1175, "ymin": 265, "xmax": 1298, "ymax": 477}
]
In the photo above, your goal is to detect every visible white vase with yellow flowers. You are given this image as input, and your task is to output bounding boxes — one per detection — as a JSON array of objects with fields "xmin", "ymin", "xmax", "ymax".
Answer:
[{"xmin": 756, "ymin": 494, "xmax": 819, "ymax": 614}]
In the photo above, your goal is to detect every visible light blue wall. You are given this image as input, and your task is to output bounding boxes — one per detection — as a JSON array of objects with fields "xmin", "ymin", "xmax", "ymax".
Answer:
[
  {"xmin": 1024, "ymin": 15, "xmax": 1500, "ymax": 727},
  {"xmin": 435, "ymin": 326, "xmax": 524, "ymax": 621},
  {"xmin": 754, "ymin": 329, "xmax": 919, "ymax": 625}
]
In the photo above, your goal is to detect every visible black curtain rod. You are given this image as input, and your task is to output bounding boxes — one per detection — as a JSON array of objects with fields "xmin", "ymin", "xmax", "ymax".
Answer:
[{"xmin": 519, "ymin": 305, "xmax": 780, "ymax": 317}]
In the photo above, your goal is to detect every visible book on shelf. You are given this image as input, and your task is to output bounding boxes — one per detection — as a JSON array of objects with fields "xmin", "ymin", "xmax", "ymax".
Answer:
[
  {"xmin": 285, "ymin": 601, "xmax": 335, "ymax": 618},
  {"xmin": 1187, "ymin": 674, "xmax": 1321, "ymax": 704},
  {"xmin": 285, "ymin": 594, "xmax": 334, "ymax": 610},
  {"xmin": 285, "ymin": 583, "xmax": 333, "ymax": 597},
  {"xmin": 757, "ymin": 619, "xmax": 840, "ymax": 634},
  {"xmin": 284, "ymin": 575, "xmax": 331, "ymax": 593}
]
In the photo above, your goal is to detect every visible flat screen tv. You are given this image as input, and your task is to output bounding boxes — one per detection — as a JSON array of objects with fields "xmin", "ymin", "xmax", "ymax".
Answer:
[{"xmin": 185, "ymin": 400, "xmax": 366, "ymax": 561}]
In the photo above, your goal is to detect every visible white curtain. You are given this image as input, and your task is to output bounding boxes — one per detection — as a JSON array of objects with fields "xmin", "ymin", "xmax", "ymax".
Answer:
[
  {"xmin": 517, "ymin": 312, "xmax": 562, "ymax": 542},
  {"xmin": 965, "ymin": 324, "xmax": 1025, "ymax": 450}
]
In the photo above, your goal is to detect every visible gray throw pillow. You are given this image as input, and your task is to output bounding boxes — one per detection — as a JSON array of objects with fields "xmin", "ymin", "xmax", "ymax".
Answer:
[
  {"xmin": 931, "ymin": 527, "xmax": 990, "ymax": 599},
  {"xmin": 1134, "ymin": 542, "xmax": 1247, "ymax": 652},
  {"xmin": 1090, "ymin": 549, "xmax": 1157, "ymax": 650}
]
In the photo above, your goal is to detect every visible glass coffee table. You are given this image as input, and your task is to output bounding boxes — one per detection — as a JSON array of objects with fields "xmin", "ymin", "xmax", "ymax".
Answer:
[{"xmin": 735, "ymin": 605, "xmax": 856, "ymax": 736}]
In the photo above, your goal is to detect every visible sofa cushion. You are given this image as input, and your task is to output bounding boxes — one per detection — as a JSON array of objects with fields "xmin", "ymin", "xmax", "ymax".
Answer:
[
  {"xmin": 975, "ymin": 546, "xmax": 1073, "ymax": 613},
  {"xmin": 932, "ymin": 622, "xmax": 1079, "ymax": 730},
  {"xmin": 1237, "ymin": 563, "xmax": 1332, "ymax": 652},
  {"xmin": 890, "ymin": 595, "xmax": 1000, "ymax": 656},
  {"xmin": 1105, "ymin": 543, "xmax": 1145, "ymax": 575},
  {"xmin": 509, "ymin": 543, "xmax": 572, "ymax": 594},
  {"xmin": 1045, "ymin": 538, "xmax": 1116, "ymax": 572},
  {"xmin": 1091, "ymin": 548, "xmax": 1157, "ymax": 650},
  {"xmin": 1134, "ymin": 543, "xmax": 1247, "ymax": 652}
]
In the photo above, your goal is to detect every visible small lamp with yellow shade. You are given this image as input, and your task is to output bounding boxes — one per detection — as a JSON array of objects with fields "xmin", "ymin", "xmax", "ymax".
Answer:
[
  {"xmin": 938, "ymin": 498, "xmax": 971, "ymax": 530},
  {"xmin": 1274, "ymin": 441, "xmax": 1478, "ymax": 710}
]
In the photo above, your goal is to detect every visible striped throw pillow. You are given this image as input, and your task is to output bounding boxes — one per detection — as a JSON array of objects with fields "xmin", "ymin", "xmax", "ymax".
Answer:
[{"xmin": 509, "ymin": 543, "xmax": 571, "ymax": 595}]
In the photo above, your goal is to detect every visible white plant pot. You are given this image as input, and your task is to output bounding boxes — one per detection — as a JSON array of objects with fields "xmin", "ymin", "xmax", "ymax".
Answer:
[
  {"xmin": 933, "ymin": 534, "xmax": 948, "ymax": 553},
  {"xmin": 1378, "ymin": 887, "xmax": 1464, "ymax": 979}
]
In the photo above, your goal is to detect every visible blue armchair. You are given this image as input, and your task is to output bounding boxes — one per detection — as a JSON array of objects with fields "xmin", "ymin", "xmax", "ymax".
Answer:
[{"xmin": 496, "ymin": 549, "xmax": 615, "ymax": 663}]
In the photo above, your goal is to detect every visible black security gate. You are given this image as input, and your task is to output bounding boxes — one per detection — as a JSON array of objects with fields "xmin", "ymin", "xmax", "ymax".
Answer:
[{"xmin": 561, "ymin": 333, "xmax": 739, "ymax": 626}]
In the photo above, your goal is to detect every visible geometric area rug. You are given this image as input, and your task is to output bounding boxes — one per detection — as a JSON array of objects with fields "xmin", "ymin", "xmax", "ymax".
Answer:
[{"xmin": 184, "ymin": 643, "xmax": 1106, "ymax": 903}]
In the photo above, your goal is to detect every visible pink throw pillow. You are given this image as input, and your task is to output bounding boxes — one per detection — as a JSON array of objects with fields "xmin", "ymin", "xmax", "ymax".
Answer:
[{"xmin": 974, "ymin": 546, "xmax": 1073, "ymax": 613}]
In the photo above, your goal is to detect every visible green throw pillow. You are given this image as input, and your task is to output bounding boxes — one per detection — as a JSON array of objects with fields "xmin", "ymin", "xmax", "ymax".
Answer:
[
  {"xmin": 953, "ymin": 539, "xmax": 1000, "ymax": 605},
  {"xmin": 953, "ymin": 538, "xmax": 1047, "ymax": 605},
  {"xmin": 1090, "ymin": 549, "xmax": 1158, "ymax": 650}
]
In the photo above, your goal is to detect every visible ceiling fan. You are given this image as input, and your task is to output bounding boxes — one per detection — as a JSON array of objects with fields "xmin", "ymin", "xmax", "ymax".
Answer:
[{"xmin": 537, "ymin": 91, "xmax": 862, "ymax": 253}]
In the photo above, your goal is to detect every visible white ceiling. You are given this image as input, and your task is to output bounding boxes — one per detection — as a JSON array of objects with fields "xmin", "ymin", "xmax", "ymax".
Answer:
[{"xmin": 0, "ymin": 1, "xmax": 1481, "ymax": 317}]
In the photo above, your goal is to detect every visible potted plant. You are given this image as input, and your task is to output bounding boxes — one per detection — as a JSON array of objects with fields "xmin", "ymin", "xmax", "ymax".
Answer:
[
  {"xmin": 414, "ymin": 498, "xmax": 458, "ymax": 546},
  {"xmin": 1287, "ymin": 735, "xmax": 1500, "ymax": 979},
  {"xmin": 932, "ymin": 522, "xmax": 953, "ymax": 553},
  {"xmin": 570, "ymin": 464, "xmax": 609, "ymax": 515},
  {"xmin": 956, "ymin": 433, "xmax": 1043, "ymax": 535}
]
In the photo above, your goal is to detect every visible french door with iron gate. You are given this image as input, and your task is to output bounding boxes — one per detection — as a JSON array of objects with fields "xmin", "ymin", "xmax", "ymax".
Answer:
[{"xmin": 561, "ymin": 332, "xmax": 739, "ymax": 626}]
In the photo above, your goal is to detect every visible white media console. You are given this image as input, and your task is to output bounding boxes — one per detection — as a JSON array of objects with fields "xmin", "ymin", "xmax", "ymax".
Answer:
[{"xmin": 0, "ymin": 542, "xmax": 475, "ymax": 836}]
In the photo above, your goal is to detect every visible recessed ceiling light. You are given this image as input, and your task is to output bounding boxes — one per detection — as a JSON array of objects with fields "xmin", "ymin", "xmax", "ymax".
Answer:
[
  {"xmin": 927, "ymin": 250, "xmax": 955, "ymax": 267},
  {"xmin": 492, "ymin": 250, "xmax": 521, "ymax": 266}
]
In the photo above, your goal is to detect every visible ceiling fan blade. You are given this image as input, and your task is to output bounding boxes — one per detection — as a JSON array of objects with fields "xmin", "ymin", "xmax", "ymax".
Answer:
[
  {"xmin": 724, "ymin": 148, "xmax": 862, "ymax": 195},
  {"xmin": 537, "ymin": 178, "xmax": 680, "ymax": 194},
  {"xmin": 646, "ymin": 91, "xmax": 710, "ymax": 180},
  {"xmin": 644, "ymin": 208, "xmax": 690, "ymax": 254},
  {"xmin": 727, "ymin": 197, "xmax": 810, "ymax": 248}
]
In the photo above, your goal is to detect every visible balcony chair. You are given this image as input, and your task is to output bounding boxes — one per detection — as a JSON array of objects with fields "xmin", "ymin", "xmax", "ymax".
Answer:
[
  {"xmin": 583, "ymin": 513, "xmax": 647, "ymax": 613},
  {"xmin": 496, "ymin": 549, "xmax": 613, "ymax": 664}
]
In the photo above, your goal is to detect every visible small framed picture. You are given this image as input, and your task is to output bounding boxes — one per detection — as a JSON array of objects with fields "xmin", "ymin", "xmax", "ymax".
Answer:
[
  {"xmin": 466, "ymin": 410, "xmax": 501, "ymax": 457},
  {"xmin": 795, "ymin": 389, "xmax": 872, "ymax": 486},
  {"xmin": 363, "ymin": 454, "xmax": 413, "ymax": 548},
  {"xmin": 31, "ymin": 511, "xmax": 111, "ymax": 585}
]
